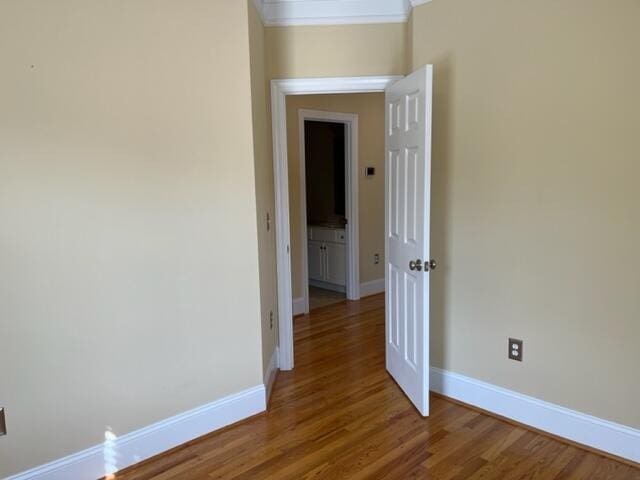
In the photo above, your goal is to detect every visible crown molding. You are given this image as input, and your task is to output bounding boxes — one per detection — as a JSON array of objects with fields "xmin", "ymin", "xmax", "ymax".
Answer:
[{"xmin": 252, "ymin": 0, "xmax": 432, "ymax": 27}]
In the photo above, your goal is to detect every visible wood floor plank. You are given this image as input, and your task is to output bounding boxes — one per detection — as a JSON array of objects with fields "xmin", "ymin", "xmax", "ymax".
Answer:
[{"xmin": 111, "ymin": 294, "xmax": 639, "ymax": 480}]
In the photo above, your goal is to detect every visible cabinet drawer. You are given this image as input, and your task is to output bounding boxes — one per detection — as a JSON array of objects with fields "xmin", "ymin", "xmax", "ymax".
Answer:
[{"xmin": 308, "ymin": 227, "xmax": 346, "ymax": 244}]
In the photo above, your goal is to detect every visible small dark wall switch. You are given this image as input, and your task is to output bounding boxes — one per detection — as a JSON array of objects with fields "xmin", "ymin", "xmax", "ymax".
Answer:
[
  {"xmin": 508, "ymin": 338, "xmax": 523, "ymax": 362},
  {"xmin": 365, "ymin": 167, "xmax": 375, "ymax": 177},
  {"xmin": 0, "ymin": 408, "xmax": 6, "ymax": 436}
]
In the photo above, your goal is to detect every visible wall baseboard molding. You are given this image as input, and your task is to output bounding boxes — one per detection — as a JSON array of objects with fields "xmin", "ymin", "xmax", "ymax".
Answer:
[
  {"xmin": 308, "ymin": 279, "xmax": 346, "ymax": 294},
  {"xmin": 360, "ymin": 278, "xmax": 385, "ymax": 297},
  {"xmin": 265, "ymin": 346, "xmax": 280, "ymax": 403},
  {"xmin": 9, "ymin": 366, "xmax": 637, "ymax": 479},
  {"xmin": 7, "ymin": 385, "xmax": 266, "ymax": 480},
  {"xmin": 292, "ymin": 297, "xmax": 306, "ymax": 316},
  {"xmin": 430, "ymin": 367, "xmax": 640, "ymax": 464}
]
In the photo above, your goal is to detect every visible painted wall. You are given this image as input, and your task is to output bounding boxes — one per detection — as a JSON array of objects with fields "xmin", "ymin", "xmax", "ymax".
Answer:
[
  {"xmin": 411, "ymin": 0, "xmax": 640, "ymax": 428},
  {"xmin": 266, "ymin": 23, "xmax": 408, "ymax": 79},
  {"xmin": 287, "ymin": 94, "xmax": 386, "ymax": 299},
  {"xmin": 248, "ymin": 1, "xmax": 279, "ymax": 378},
  {"xmin": 0, "ymin": 1, "xmax": 263, "ymax": 477}
]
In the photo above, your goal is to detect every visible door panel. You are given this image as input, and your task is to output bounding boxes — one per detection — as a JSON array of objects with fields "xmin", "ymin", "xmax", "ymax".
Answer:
[
  {"xmin": 388, "ymin": 262, "xmax": 401, "ymax": 351},
  {"xmin": 308, "ymin": 240, "xmax": 324, "ymax": 282},
  {"xmin": 385, "ymin": 65, "xmax": 433, "ymax": 416},
  {"xmin": 324, "ymin": 242, "xmax": 346, "ymax": 286}
]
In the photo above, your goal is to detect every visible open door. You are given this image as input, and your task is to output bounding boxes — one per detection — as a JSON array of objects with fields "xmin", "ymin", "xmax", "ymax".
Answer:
[{"xmin": 385, "ymin": 65, "xmax": 433, "ymax": 416}]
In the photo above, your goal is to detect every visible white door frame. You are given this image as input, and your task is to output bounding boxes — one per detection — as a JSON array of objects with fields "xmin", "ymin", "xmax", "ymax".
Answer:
[
  {"xmin": 299, "ymin": 109, "xmax": 359, "ymax": 314},
  {"xmin": 271, "ymin": 75, "xmax": 401, "ymax": 370}
]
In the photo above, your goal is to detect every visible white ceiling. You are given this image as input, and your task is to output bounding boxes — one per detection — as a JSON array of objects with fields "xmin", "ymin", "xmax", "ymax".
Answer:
[{"xmin": 253, "ymin": 0, "xmax": 431, "ymax": 26}]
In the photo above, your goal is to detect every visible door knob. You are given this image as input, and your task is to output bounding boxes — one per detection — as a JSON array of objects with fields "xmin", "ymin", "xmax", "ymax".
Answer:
[
  {"xmin": 410, "ymin": 259, "xmax": 435, "ymax": 272},
  {"xmin": 409, "ymin": 259, "xmax": 423, "ymax": 271}
]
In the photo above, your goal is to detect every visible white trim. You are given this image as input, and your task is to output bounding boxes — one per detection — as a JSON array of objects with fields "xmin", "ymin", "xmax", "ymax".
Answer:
[
  {"xmin": 430, "ymin": 368, "xmax": 640, "ymax": 464},
  {"xmin": 410, "ymin": 0, "xmax": 432, "ymax": 7},
  {"xmin": 264, "ymin": 347, "xmax": 280, "ymax": 403},
  {"xmin": 272, "ymin": 75, "xmax": 401, "ymax": 371},
  {"xmin": 264, "ymin": 14, "xmax": 409, "ymax": 27},
  {"xmin": 299, "ymin": 109, "xmax": 360, "ymax": 312},
  {"xmin": 260, "ymin": 0, "xmax": 409, "ymax": 26},
  {"xmin": 251, "ymin": 0, "xmax": 432, "ymax": 27},
  {"xmin": 292, "ymin": 297, "xmax": 306, "ymax": 316},
  {"xmin": 7, "ymin": 386, "xmax": 266, "ymax": 480},
  {"xmin": 273, "ymin": 76, "xmax": 400, "ymax": 97},
  {"xmin": 360, "ymin": 278, "xmax": 385, "ymax": 297}
]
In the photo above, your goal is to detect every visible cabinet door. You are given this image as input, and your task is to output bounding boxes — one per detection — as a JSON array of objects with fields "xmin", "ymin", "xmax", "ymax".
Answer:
[
  {"xmin": 308, "ymin": 241, "xmax": 324, "ymax": 282},
  {"xmin": 324, "ymin": 242, "xmax": 346, "ymax": 286}
]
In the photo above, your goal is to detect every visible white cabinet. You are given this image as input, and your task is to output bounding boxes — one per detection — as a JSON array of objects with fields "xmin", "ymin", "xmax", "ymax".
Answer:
[
  {"xmin": 308, "ymin": 240, "xmax": 325, "ymax": 282},
  {"xmin": 307, "ymin": 227, "xmax": 346, "ymax": 291},
  {"xmin": 324, "ymin": 242, "xmax": 346, "ymax": 285}
]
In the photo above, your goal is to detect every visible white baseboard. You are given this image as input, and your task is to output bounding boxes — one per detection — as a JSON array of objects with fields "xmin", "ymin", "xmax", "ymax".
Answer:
[
  {"xmin": 292, "ymin": 297, "xmax": 305, "ymax": 316},
  {"xmin": 265, "ymin": 346, "xmax": 280, "ymax": 403},
  {"xmin": 359, "ymin": 278, "xmax": 385, "ymax": 297},
  {"xmin": 430, "ymin": 367, "xmax": 640, "ymax": 464},
  {"xmin": 308, "ymin": 279, "xmax": 346, "ymax": 294},
  {"xmin": 8, "ymin": 385, "xmax": 266, "ymax": 480}
]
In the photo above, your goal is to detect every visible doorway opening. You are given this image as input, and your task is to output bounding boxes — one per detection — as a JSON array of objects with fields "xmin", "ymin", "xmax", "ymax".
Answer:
[
  {"xmin": 299, "ymin": 110, "xmax": 359, "ymax": 314},
  {"xmin": 271, "ymin": 76, "xmax": 401, "ymax": 370},
  {"xmin": 305, "ymin": 120, "xmax": 347, "ymax": 311}
]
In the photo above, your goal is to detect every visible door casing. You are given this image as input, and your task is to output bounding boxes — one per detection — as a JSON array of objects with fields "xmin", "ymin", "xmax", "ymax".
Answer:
[{"xmin": 271, "ymin": 75, "xmax": 402, "ymax": 370}]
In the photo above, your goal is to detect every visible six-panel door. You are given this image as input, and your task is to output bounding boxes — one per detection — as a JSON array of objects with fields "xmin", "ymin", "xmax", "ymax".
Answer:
[{"xmin": 385, "ymin": 65, "xmax": 433, "ymax": 416}]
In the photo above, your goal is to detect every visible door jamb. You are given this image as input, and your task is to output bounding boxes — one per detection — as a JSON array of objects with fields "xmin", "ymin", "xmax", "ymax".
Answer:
[
  {"xmin": 271, "ymin": 75, "xmax": 401, "ymax": 370},
  {"xmin": 299, "ymin": 109, "xmax": 359, "ymax": 315}
]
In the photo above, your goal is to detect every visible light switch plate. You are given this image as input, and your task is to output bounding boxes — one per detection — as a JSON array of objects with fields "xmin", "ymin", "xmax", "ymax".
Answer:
[{"xmin": 0, "ymin": 408, "xmax": 6, "ymax": 436}]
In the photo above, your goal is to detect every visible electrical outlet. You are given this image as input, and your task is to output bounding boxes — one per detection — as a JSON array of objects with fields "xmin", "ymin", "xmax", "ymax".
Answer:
[
  {"xmin": 269, "ymin": 311, "xmax": 274, "ymax": 330},
  {"xmin": 508, "ymin": 338, "xmax": 523, "ymax": 362},
  {"xmin": 0, "ymin": 408, "xmax": 6, "ymax": 436},
  {"xmin": 374, "ymin": 254, "xmax": 380, "ymax": 265}
]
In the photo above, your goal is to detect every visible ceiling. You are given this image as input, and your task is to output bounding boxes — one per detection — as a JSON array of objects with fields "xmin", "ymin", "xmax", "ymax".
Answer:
[{"xmin": 252, "ymin": 0, "xmax": 431, "ymax": 26}]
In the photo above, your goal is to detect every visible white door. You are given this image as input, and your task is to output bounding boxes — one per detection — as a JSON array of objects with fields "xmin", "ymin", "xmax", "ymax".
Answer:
[
  {"xmin": 308, "ymin": 240, "xmax": 324, "ymax": 282},
  {"xmin": 385, "ymin": 65, "xmax": 433, "ymax": 416},
  {"xmin": 324, "ymin": 242, "xmax": 346, "ymax": 286}
]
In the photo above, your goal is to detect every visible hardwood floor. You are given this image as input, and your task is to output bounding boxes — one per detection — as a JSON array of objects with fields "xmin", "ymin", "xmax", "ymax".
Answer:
[
  {"xmin": 112, "ymin": 294, "xmax": 640, "ymax": 480},
  {"xmin": 308, "ymin": 286, "xmax": 346, "ymax": 311}
]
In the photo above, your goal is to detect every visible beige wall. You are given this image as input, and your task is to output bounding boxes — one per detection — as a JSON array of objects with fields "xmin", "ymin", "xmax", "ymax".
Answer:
[
  {"xmin": 248, "ymin": 2, "xmax": 279, "ymax": 377},
  {"xmin": 0, "ymin": 1, "xmax": 263, "ymax": 477},
  {"xmin": 267, "ymin": 23, "xmax": 408, "ymax": 79},
  {"xmin": 286, "ymin": 94, "xmax": 386, "ymax": 299},
  {"xmin": 412, "ymin": 0, "xmax": 640, "ymax": 428}
]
